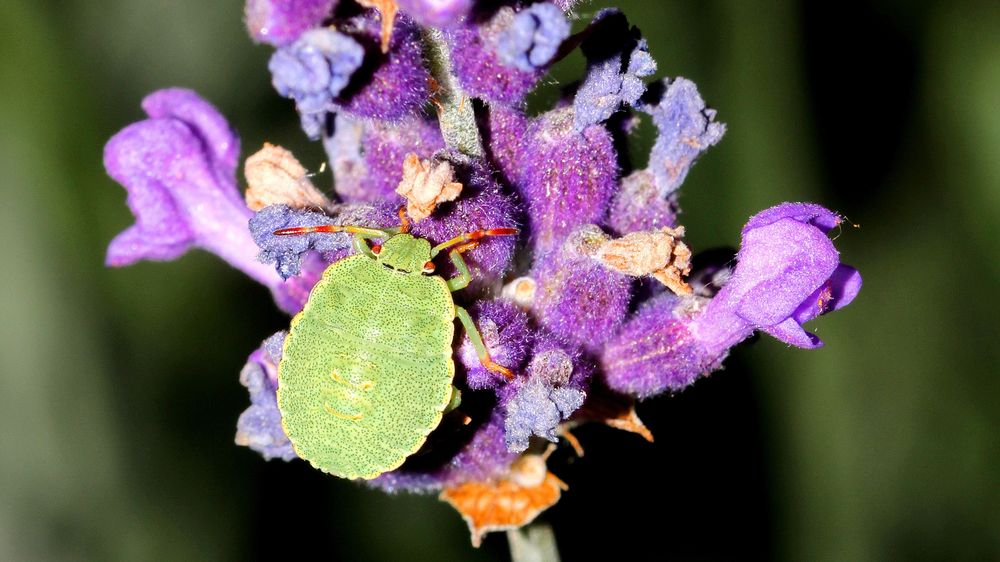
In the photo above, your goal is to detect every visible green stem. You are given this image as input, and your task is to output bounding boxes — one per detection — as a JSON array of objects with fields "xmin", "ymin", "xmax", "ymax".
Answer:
[
  {"xmin": 420, "ymin": 27, "xmax": 483, "ymax": 157},
  {"xmin": 507, "ymin": 523, "xmax": 561, "ymax": 562}
]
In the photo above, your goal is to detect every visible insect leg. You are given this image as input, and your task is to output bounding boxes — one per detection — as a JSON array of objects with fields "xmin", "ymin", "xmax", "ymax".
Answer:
[
  {"xmin": 455, "ymin": 306, "xmax": 514, "ymax": 380},
  {"xmin": 446, "ymin": 244, "xmax": 476, "ymax": 292}
]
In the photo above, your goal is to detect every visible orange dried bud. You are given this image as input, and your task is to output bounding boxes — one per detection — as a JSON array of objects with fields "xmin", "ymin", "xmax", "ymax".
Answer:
[
  {"xmin": 440, "ymin": 453, "xmax": 567, "ymax": 547},
  {"xmin": 596, "ymin": 226, "xmax": 693, "ymax": 295},
  {"xmin": 356, "ymin": 0, "xmax": 398, "ymax": 53},
  {"xmin": 244, "ymin": 143, "xmax": 330, "ymax": 211},
  {"xmin": 395, "ymin": 153, "xmax": 463, "ymax": 222}
]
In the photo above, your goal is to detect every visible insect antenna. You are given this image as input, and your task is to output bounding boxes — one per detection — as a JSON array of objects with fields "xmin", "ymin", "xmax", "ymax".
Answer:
[
  {"xmin": 273, "ymin": 224, "xmax": 392, "ymax": 238},
  {"xmin": 430, "ymin": 228, "xmax": 519, "ymax": 257}
]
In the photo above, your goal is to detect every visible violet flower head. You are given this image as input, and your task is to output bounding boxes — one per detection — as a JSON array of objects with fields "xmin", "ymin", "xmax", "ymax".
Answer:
[
  {"xmin": 496, "ymin": 2, "xmax": 571, "ymax": 72},
  {"xmin": 244, "ymin": 0, "xmax": 337, "ymax": 46},
  {"xmin": 235, "ymin": 332, "xmax": 297, "ymax": 461},
  {"xmin": 574, "ymin": 9, "xmax": 657, "ymax": 131},
  {"xmin": 269, "ymin": 28, "xmax": 365, "ymax": 139},
  {"xmin": 396, "ymin": 0, "xmax": 472, "ymax": 28},
  {"xmin": 641, "ymin": 77, "xmax": 727, "ymax": 196}
]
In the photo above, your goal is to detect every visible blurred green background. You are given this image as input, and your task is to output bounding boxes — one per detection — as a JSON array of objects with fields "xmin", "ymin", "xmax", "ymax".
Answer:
[{"xmin": 2, "ymin": 0, "xmax": 998, "ymax": 560}]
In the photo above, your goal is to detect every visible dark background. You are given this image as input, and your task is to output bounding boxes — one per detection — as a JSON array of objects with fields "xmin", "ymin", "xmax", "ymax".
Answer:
[{"xmin": 2, "ymin": 0, "xmax": 998, "ymax": 560}]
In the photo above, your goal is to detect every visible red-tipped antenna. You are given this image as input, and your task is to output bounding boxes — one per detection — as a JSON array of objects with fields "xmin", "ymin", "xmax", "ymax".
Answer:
[
  {"xmin": 430, "ymin": 228, "xmax": 519, "ymax": 257},
  {"xmin": 273, "ymin": 225, "xmax": 390, "ymax": 238}
]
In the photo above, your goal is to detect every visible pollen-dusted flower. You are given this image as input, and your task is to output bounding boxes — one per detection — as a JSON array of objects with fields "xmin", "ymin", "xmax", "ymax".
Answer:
[
  {"xmin": 244, "ymin": 0, "xmax": 337, "ymax": 46},
  {"xmin": 573, "ymin": 9, "xmax": 657, "ymax": 131},
  {"xmin": 235, "ymin": 332, "xmax": 297, "ymax": 461},
  {"xmin": 496, "ymin": 2, "xmax": 571, "ymax": 72},
  {"xmin": 249, "ymin": 204, "xmax": 351, "ymax": 279},
  {"xmin": 641, "ymin": 76, "xmax": 727, "ymax": 196},
  {"xmin": 269, "ymin": 28, "xmax": 365, "ymax": 138},
  {"xmin": 503, "ymin": 347, "xmax": 585, "ymax": 453}
]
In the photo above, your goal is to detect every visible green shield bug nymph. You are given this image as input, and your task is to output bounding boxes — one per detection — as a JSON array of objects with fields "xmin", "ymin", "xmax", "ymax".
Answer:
[{"xmin": 272, "ymin": 212, "xmax": 518, "ymax": 480}]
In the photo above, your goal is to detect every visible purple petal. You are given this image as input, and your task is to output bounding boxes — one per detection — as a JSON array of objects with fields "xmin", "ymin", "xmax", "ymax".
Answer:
[{"xmin": 741, "ymin": 201, "xmax": 842, "ymax": 235}]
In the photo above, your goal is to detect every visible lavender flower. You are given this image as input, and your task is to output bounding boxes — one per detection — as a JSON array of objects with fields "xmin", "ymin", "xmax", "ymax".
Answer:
[
  {"xmin": 104, "ymin": 2, "xmax": 863, "ymax": 544},
  {"xmin": 244, "ymin": 0, "xmax": 337, "ymax": 46},
  {"xmin": 574, "ymin": 9, "xmax": 657, "ymax": 130},
  {"xmin": 641, "ymin": 77, "xmax": 727, "ymax": 196},
  {"xmin": 496, "ymin": 3, "xmax": 571, "ymax": 72}
]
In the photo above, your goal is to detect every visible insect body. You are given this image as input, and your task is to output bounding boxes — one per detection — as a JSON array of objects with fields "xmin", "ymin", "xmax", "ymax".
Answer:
[{"xmin": 274, "ymin": 216, "xmax": 517, "ymax": 479}]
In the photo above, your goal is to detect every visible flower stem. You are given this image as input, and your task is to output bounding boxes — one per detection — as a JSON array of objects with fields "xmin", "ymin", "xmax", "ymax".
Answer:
[
  {"xmin": 420, "ymin": 27, "xmax": 483, "ymax": 157},
  {"xmin": 507, "ymin": 523, "xmax": 561, "ymax": 562}
]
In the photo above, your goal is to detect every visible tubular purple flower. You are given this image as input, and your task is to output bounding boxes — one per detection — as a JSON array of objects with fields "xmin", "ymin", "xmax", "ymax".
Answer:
[
  {"xmin": 235, "ymin": 332, "xmax": 297, "ymax": 461},
  {"xmin": 496, "ymin": 2, "xmax": 571, "ymax": 73},
  {"xmin": 601, "ymin": 203, "xmax": 862, "ymax": 398},
  {"xmin": 518, "ymin": 107, "xmax": 619, "ymax": 254},
  {"xmin": 269, "ymin": 28, "xmax": 365, "ymax": 139},
  {"xmin": 396, "ymin": 0, "xmax": 472, "ymax": 28},
  {"xmin": 573, "ymin": 9, "xmax": 656, "ymax": 131},
  {"xmin": 447, "ymin": 9, "xmax": 545, "ymax": 106},
  {"xmin": 641, "ymin": 77, "xmax": 726, "ymax": 196},
  {"xmin": 104, "ymin": 88, "xmax": 283, "ymax": 289},
  {"xmin": 484, "ymin": 105, "xmax": 530, "ymax": 189},
  {"xmin": 244, "ymin": 0, "xmax": 337, "ymax": 46},
  {"xmin": 607, "ymin": 169, "xmax": 679, "ymax": 234}
]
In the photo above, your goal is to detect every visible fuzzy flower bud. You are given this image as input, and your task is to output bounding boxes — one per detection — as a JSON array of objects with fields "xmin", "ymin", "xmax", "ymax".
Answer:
[
  {"xmin": 641, "ymin": 77, "xmax": 726, "ymax": 196},
  {"xmin": 496, "ymin": 3, "xmax": 571, "ymax": 72},
  {"xmin": 503, "ymin": 348, "xmax": 585, "ymax": 453},
  {"xmin": 249, "ymin": 204, "xmax": 351, "ymax": 279},
  {"xmin": 244, "ymin": 0, "xmax": 337, "ymax": 46},
  {"xmin": 518, "ymin": 107, "xmax": 619, "ymax": 254}
]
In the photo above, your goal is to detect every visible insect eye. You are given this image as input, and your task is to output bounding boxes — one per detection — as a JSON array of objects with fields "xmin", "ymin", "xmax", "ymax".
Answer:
[
  {"xmin": 371, "ymin": 244, "xmax": 382, "ymax": 255},
  {"xmin": 422, "ymin": 261, "xmax": 436, "ymax": 273}
]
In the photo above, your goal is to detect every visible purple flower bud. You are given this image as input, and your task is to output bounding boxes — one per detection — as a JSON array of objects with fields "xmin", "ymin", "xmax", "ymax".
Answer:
[
  {"xmin": 457, "ymin": 300, "xmax": 535, "ymax": 390},
  {"xmin": 532, "ymin": 226, "xmax": 632, "ymax": 352},
  {"xmin": 337, "ymin": 12, "xmax": 431, "ymax": 121},
  {"xmin": 362, "ymin": 116, "xmax": 446, "ymax": 201},
  {"xmin": 447, "ymin": 9, "xmax": 545, "ymax": 106},
  {"xmin": 601, "ymin": 203, "xmax": 862, "ymax": 398},
  {"xmin": 518, "ymin": 108, "xmax": 619, "ymax": 254},
  {"xmin": 244, "ymin": 0, "xmax": 337, "ymax": 46},
  {"xmin": 607, "ymin": 169, "xmax": 679, "ymax": 234},
  {"xmin": 367, "ymin": 410, "xmax": 518, "ymax": 493},
  {"xmin": 104, "ymin": 88, "xmax": 283, "ymax": 289},
  {"xmin": 269, "ymin": 29, "xmax": 365, "ymax": 139},
  {"xmin": 641, "ymin": 77, "xmax": 726, "ymax": 196},
  {"xmin": 503, "ymin": 347, "xmax": 585, "ymax": 452},
  {"xmin": 235, "ymin": 333, "xmax": 297, "ymax": 461},
  {"xmin": 573, "ymin": 9, "xmax": 656, "ymax": 131},
  {"xmin": 397, "ymin": 0, "xmax": 472, "ymax": 28},
  {"xmin": 496, "ymin": 3, "xmax": 570, "ymax": 72},
  {"xmin": 484, "ymin": 105, "xmax": 530, "ymax": 189}
]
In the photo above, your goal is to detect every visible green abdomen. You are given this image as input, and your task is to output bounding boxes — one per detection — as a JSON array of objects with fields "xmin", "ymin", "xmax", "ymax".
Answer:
[{"xmin": 277, "ymin": 255, "xmax": 455, "ymax": 479}]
